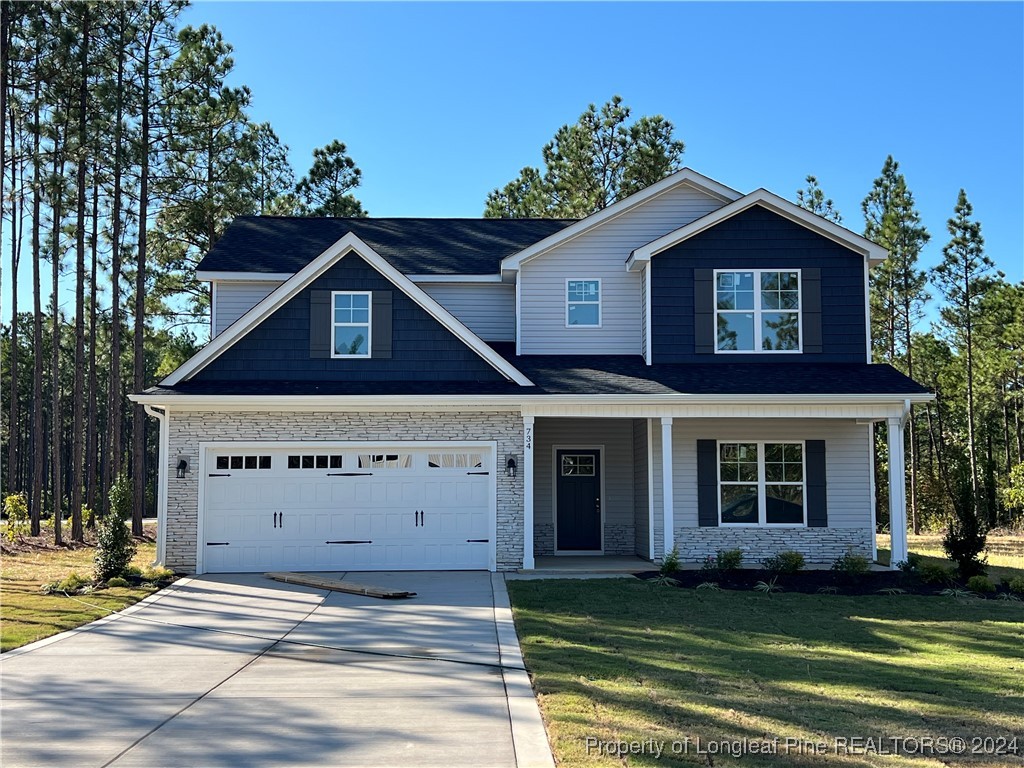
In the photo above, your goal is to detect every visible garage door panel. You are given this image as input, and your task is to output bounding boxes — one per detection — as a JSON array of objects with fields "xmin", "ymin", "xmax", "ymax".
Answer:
[{"xmin": 203, "ymin": 445, "xmax": 492, "ymax": 573}]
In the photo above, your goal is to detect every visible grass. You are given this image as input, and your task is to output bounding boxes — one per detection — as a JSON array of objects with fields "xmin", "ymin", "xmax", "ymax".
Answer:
[
  {"xmin": 1, "ymin": 522, "xmax": 161, "ymax": 653},
  {"xmin": 877, "ymin": 533, "xmax": 1024, "ymax": 581},
  {"xmin": 508, "ymin": 578, "xmax": 1024, "ymax": 767}
]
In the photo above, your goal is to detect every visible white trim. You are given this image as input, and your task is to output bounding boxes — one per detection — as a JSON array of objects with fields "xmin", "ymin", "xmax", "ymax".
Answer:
[
  {"xmin": 564, "ymin": 278, "xmax": 603, "ymax": 329},
  {"xmin": 500, "ymin": 168, "xmax": 742, "ymax": 271},
  {"xmin": 210, "ymin": 281, "xmax": 218, "ymax": 337},
  {"xmin": 551, "ymin": 444, "xmax": 605, "ymax": 555},
  {"xmin": 887, "ymin": 416, "xmax": 908, "ymax": 569},
  {"xmin": 523, "ymin": 416, "xmax": 535, "ymax": 570},
  {"xmin": 196, "ymin": 439, "xmax": 498, "ymax": 574},
  {"xmin": 646, "ymin": 418, "xmax": 655, "ymax": 559},
  {"xmin": 644, "ymin": 264, "xmax": 652, "ymax": 365},
  {"xmin": 660, "ymin": 418, "xmax": 674, "ymax": 558},
  {"xmin": 143, "ymin": 405, "xmax": 169, "ymax": 566},
  {"xmin": 196, "ymin": 270, "xmax": 293, "ymax": 282},
  {"xmin": 713, "ymin": 269, "xmax": 803, "ymax": 354},
  {"xmin": 409, "ymin": 274, "xmax": 503, "ymax": 283},
  {"xmin": 161, "ymin": 232, "xmax": 534, "ymax": 387},
  {"xmin": 715, "ymin": 440, "xmax": 807, "ymax": 527},
  {"xmin": 628, "ymin": 188, "xmax": 889, "ymax": 268},
  {"xmin": 868, "ymin": 421, "xmax": 878, "ymax": 562},
  {"xmin": 515, "ymin": 275, "xmax": 522, "ymax": 356},
  {"xmin": 329, "ymin": 290, "xmax": 372, "ymax": 359}
]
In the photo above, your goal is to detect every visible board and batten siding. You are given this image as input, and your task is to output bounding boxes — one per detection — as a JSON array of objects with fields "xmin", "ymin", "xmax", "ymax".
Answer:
[
  {"xmin": 518, "ymin": 183, "xmax": 729, "ymax": 355},
  {"xmin": 652, "ymin": 419, "xmax": 872, "ymax": 562},
  {"xmin": 418, "ymin": 282, "xmax": 515, "ymax": 342},
  {"xmin": 532, "ymin": 418, "xmax": 637, "ymax": 555},
  {"xmin": 213, "ymin": 281, "xmax": 282, "ymax": 336}
]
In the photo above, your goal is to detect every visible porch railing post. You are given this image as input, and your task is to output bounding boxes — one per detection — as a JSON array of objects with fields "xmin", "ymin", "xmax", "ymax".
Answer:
[
  {"xmin": 887, "ymin": 415, "xmax": 908, "ymax": 569},
  {"xmin": 523, "ymin": 415, "xmax": 535, "ymax": 570},
  {"xmin": 661, "ymin": 417, "xmax": 674, "ymax": 559}
]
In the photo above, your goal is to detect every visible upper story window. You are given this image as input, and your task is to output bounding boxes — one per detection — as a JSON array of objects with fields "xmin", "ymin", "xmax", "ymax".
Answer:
[
  {"xmin": 332, "ymin": 291, "xmax": 371, "ymax": 358},
  {"xmin": 719, "ymin": 441, "xmax": 805, "ymax": 526},
  {"xmin": 566, "ymin": 279, "xmax": 601, "ymax": 327},
  {"xmin": 715, "ymin": 270, "xmax": 801, "ymax": 352}
]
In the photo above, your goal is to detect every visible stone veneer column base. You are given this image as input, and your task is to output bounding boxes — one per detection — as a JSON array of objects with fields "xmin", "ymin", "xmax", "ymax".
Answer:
[{"xmin": 675, "ymin": 527, "xmax": 872, "ymax": 564}]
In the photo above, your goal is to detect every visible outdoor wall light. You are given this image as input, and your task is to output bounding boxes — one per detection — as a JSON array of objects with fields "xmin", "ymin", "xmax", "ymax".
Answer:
[
  {"xmin": 176, "ymin": 458, "xmax": 189, "ymax": 478},
  {"xmin": 505, "ymin": 456, "xmax": 517, "ymax": 478}
]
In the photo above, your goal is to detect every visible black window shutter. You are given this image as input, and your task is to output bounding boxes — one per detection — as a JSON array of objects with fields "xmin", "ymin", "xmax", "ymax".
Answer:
[
  {"xmin": 696, "ymin": 439, "xmax": 719, "ymax": 527},
  {"xmin": 309, "ymin": 290, "xmax": 331, "ymax": 358},
  {"xmin": 806, "ymin": 439, "xmax": 828, "ymax": 527},
  {"xmin": 694, "ymin": 269, "xmax": 714, "ymax": 354},
  {"xmin": 802, "ymin": 268, "xmax": 822, "ymax": 354},
  {"xmin": 371, "ymin": 291, "xmax": 393, "ymax": 359}
]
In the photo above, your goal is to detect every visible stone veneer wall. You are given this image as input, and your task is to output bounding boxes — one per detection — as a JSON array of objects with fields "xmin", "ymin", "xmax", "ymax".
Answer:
[
  {"xmin": 675, "ymin": 527, "xmax": 872, "ymax": 565},
  {"xmin": 164, "ymin": 410, "xmax": 524, "ymax": 572},
  {"xmin": 534, "ymin": 522, "xmax": 555, "ymax": 556},
  {"xmin": 604, "ymin": 524, "xmax": 635, "ymax": 555}
]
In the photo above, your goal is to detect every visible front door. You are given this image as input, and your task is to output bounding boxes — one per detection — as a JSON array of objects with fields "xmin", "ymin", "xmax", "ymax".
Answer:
[{"xmin": 555, "ymin": 449, "xmax": 601, "ymax": 551}]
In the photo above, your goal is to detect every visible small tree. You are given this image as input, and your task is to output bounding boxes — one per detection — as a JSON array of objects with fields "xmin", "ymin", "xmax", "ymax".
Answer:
[
  {"xmin": 3, "ymin": 494, "xmax": 30, "ymax": 542},
  {"xmin": 942, "ymin": 473, "xmax": 988, "ymax": 579},
  {"xmin": 95, "ymin": 473, "xmax": 137, "ymax": 582}
]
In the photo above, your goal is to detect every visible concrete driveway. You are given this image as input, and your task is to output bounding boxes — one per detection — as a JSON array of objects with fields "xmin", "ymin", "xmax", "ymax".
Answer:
[{"xmin": 0, "ymin": 572, "xmax": 553, "ymax": 768}]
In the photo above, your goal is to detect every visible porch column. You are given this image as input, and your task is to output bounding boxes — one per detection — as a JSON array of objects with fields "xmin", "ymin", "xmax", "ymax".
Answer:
[
  {"xmin": 661, "ymin": 417, "xmax": 674, "ymax": 558},
  {"xmin": 887, "ymin": 416, "xmax": 908, "ymax": 569},
  {"xmin": 523, "ymin": 415, "xmax": 535, "ymax": 570}
]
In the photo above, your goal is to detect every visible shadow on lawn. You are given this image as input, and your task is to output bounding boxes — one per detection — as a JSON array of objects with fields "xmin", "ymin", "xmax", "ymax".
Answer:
[{"xmin": 509, "ymin": 579, "xmax": 1024, "ymax": 767}]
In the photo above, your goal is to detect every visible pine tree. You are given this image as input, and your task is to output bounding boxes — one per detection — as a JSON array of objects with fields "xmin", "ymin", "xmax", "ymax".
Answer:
[
  {"xmin": 295, "ymin": 139, "xmax": 366, "ymax": 217},
  {"xmin": 795, "ymin": 175, "xmax": 842, "ymax": 223}
]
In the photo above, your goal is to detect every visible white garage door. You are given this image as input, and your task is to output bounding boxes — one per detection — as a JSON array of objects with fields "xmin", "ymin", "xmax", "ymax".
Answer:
[{"xmin": 200, "ymin": 444, "xmax": 493, "ymax": 573}]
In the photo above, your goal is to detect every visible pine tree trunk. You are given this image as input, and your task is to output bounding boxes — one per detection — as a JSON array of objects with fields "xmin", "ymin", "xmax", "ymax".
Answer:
[
  {"xmin": 964, "ymin": 264, "xmax": 980, "ymax": 521},
  {"xmin": 30, "ymin": 74, "xmax": 43, "ymax": 536},
  {"xmin": 70, "ymin": 7, "xmax": 90, "ymax": 543},
  {"xmin": 7, "ymin": 127, "xmax": 20, "ymax": 497},
  {"xmin": 51, "ymin": 151, "xmax": 64, "ymax": 545},
  {"xmin": 85, "ymin": 161, "xmax": 99, "ymax": 522}
]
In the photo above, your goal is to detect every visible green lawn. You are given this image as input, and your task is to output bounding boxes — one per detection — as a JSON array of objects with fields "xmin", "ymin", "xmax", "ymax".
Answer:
[
  {"xmin": 1, "ymin": 525, "xmax": 162, "ymax": 652},
  {"xmin": 508, "ymin": 578, "xmax": 1024, "ymax": 767},
  {"xmin": 877, "ymin": 534, "xmax": 1024, "ymax": 581}
]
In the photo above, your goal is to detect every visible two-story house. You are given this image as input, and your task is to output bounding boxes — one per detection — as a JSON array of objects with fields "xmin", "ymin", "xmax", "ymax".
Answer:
[{"xmin": 131, "ymin": 168, "xmax": 932, "ymax": 574}]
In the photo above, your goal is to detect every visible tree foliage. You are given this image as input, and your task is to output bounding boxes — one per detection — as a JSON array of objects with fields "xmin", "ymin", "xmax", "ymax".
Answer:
[
  {"xmin": 484, "ymin": 96, "xmax": 685, "ymax": 219},
  {"xmin": 795, "ymin": 175, "xmax": 842, "ymax": 223},
  {"xmin": 296, "ymin": 139, "xmax": 367, "ymax": 217}
]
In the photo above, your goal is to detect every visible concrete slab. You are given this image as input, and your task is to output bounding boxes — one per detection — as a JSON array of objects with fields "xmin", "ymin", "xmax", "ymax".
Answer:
[{"xmin": 0, "ymin": 572, "xmax": 554, "ymax": 768}]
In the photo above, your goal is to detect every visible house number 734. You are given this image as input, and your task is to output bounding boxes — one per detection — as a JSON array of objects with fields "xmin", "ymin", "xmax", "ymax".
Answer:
[{"xmin": 525, "ymin": 426, "xmax": 533, "ymax": 451}]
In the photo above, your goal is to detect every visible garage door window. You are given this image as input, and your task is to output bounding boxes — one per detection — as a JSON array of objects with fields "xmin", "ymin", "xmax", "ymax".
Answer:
[
  {"xmin": 287, "ymin": 454, "xmax": 343, "ymax": 469},
  {"xmin": 428, "ymin": 453, "xmax": 484, "ymax": 469},
  {"xmin": 216, "ymin": 455, "xmax": 272, "ymax": 470},
  {"xmin": 359, "ymin": 453, "xmax": 412, "ymax": 469}
]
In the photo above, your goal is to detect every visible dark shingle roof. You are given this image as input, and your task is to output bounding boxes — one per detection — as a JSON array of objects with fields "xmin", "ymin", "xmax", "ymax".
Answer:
[
  {"xmin": 197, "ymin": 217, "xmax": 576, "ymax": 275},
  {"xmin": 148, "ymin": 344, "xmax": 930, "ymax": 398}
]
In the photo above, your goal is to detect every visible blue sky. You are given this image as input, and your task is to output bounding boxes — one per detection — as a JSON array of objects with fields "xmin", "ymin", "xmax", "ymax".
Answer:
[
  {"xmin": 3, "ymin": 1, "xmax": 1022, "ymax": 325},
  {"xmin": 177, "ymin": 0, "xmax": 1022, "ymax": 286}
]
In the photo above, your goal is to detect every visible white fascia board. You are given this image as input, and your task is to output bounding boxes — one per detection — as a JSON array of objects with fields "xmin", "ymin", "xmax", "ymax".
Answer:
[
  {"xmin": 629, "ymin": 189, "xmax": 889, "ymax": 268},
  {"xmin": 195, "ymin": 270, "xmax": 293, "ymax": 282},
  {"xmin": 129, "ymin": 391, "xmax": 936, "ymax": 409},
  {"xmin": 161, "ymin": 232, "xmax": 534, "ymax": 387},
  {"xmin": 500, "ymin": 168, "xmax": 742, "ymax": 271},
  {"xmin": 409, "ymin": 274, "xmax": 503, "ymax": 283}
]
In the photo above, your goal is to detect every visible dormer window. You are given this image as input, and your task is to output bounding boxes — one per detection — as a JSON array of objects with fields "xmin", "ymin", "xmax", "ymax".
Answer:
[
  {"xmin": 332, "ymin": 291, "xmax": 371, "ymax": 357},
  {"xmin": 566, "ymin": 279, "xmax": 601, "ymax": 327},
  {"xmin": 715, "ymin": 270, "xmax": 801, "ymax": 352}
]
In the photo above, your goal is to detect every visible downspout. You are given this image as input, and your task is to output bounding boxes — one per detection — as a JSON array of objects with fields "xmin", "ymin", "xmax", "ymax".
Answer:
[{"xmin": 144, "ymin": 405, "xmax": 168, "ymax": 566}]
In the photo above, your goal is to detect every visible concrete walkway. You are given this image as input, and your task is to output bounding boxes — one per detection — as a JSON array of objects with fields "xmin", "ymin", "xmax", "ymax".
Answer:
[{"xmin": 0, "ymin": 572, "xmax": 553, "ymax": 768}]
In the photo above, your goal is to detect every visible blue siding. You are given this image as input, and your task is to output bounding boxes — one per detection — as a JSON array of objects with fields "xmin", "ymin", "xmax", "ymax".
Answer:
[
  {"xmin": 651, "ymin": 206, "xmax": 867, "ymax": 363},
  {"xmin": 193, "ymin": 253, "xmax": 505, "ymax": 382}
]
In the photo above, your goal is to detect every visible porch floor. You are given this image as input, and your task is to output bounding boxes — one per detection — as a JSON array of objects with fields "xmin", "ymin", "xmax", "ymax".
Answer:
[{"xmin": 529, "ymin": 556, "xmax": 652, "ymax": 573}]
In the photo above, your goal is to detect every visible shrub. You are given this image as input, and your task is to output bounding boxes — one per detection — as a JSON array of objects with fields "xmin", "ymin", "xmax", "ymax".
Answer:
[
  {"xmin": 1006, "ymin": 576, "xmax": 1024, "ymax": 595},
  {"xmin": 716, "ymin": 548, "xmax": 743, "ymax": 571},
  {"xmin": 754, "ymin": 577, "xmax": 783, "ymax": 593},
  {"xmin": 942, "ymin": 480, "xmax": 988, "ymax": 579},
  {"xmin": 831, "ymin": 549, "xmax": 870, "ymax": 576},
  {"xmin": 762, "ymin": 550, "xmax": 805, "ymax": 574},
  {"xmin": 141, "ymin": 566, "xmax": 176, "ymax": 583},
  {"xmin": 660, "ymin": 545, "xmax": 680, "ymax": 576},
  {"xmin": 106, "ymin": 577, "xmax": 130, "ymax": 588},
  {"xmin": 94, "ymin": 473, "xmax": 137, "ymax": 582},
  {"xmin": 699, "ymin": 555, "xmax": 717, "ymax": 572},
  {"xmin": 897, "ymin": 553, "xmax": 924, "ymax": 573},
  {"xmin": 42, "ymin": 572, "xmax": 92, "ymax": 595},
  {"xmin": 918, "ymin": 562, "xmax": 956, "ymax": 585},
  {"xmin": 966, "ymin": 575, "xmax": 996, "ymax": 594},
  {"xmin": 3, "ymin": 493, "xmax": 30, "ymax": 542}
]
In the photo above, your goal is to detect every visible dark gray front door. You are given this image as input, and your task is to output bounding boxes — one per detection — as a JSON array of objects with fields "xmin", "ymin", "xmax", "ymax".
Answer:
[{"xmin": 556, "ymin": 450, "xmax": 601, "ymax": 551}]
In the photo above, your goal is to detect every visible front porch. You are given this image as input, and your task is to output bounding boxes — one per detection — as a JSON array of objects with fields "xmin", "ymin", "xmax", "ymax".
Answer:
[{"xmin": 520, "ymin": 404, "xmax": 913, "ymax": 571}]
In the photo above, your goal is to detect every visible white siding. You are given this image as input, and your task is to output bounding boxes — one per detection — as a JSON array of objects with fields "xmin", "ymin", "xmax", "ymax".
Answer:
[
  {"xmin": 418, "ymin": 282, "xmax": 515, "ymax": 342},
  {"xmin": 213, "ymin": 281, "xmax": 281, "ymax": 336},
  {"xmin": 518, "ymin": 183, "xmax": 728, "ymax": 354}
]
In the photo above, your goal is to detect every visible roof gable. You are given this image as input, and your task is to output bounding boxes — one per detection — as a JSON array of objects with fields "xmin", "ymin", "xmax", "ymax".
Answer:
[
  {"xmin": 162, "ymin": 233, "xmax": 534, "ymax": 386},
  {"xmin": 499, "ymin": 168, "xmax": 742, "ymax": 271},
  {"xmin": 628, "ymin": 188, "xmax": 888, "ymax": 269}
]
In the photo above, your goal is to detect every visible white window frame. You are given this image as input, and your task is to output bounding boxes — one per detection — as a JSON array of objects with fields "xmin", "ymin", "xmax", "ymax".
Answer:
[
  {"xmin": 565, "ymin": 278, "xmax": 602, "ymax": 329},
  {"xmin": 713, "ymin": 269, "xmax": 802, "ymax": 354},
  {"xmin": 331, "ymin": 290, "xmax": 372, "ymax": 359},
  {"xmin": 716, "ymin": 440, "xmax": 806, "ymax": 527}
]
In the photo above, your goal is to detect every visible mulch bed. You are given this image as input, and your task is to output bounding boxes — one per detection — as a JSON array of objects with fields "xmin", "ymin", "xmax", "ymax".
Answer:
[{"xmin": 634, "ymin": 569, "xmax": 1018, "ymax": 597}]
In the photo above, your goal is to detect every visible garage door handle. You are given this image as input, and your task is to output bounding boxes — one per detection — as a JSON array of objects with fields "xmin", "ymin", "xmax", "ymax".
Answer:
[
  {"xmin": 466, "ymin": 539, "xmax": 489, "ymax": 543},
  {"xmin": 325, "ymin": 540, "xmax": 372, "ymax": 544},
  {"xmin": 207, "ymin": 542, "xmax": 230, "ymax": 546},
  {"xmin": 208, "ymin": 473, "xmax": 231, "ymax": 477},
  {"xmin": 466, "ymin": 471, "xmax": 489, "ymax": 475},
  {"xmin": 326, "ymin": 472, "xmax": 373, "ymax": 476}
]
